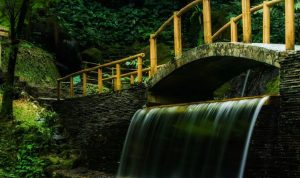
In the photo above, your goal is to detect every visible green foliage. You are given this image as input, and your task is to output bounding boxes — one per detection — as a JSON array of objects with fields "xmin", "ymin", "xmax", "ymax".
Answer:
[
  {"xmin": 49, "ymin": 0, "xmax": 174, "ymax": 48},
  {"xmin": 0, "ymin": 97, "xmax": 72, "ymax": 178},
  {"xmin": 1, "ymin": 41, "xmax": 60, "ymax": 87},
  {"xmin": 266, "ymin": 76, "xmax": 280, "ymax": 94}
]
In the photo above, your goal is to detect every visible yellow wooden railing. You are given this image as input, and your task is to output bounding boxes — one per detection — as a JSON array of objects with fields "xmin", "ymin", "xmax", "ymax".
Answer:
[
  {"xmin": 57, "ymin": 53, "xmax": 149, "ymax": 100},
  {"xmin": 149, "ymin": 0, "xmax": 295, "ymax": 75},
  {"xmin": 58, "ymin": 0, "xmax": 296, "ymax": 99},
  {"xmin": 0, "ymin": 26, "xmax": 9, "ymax": 37}
]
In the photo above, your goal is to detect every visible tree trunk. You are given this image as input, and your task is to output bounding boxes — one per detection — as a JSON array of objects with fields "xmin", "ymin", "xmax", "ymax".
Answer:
[
  {"xmin": 0, "ymin": 44, "xmax": 18, "ymax": 119},
  {"xmin": 0, "ymin": 0, "xmax": 30, "ymax": 120}
]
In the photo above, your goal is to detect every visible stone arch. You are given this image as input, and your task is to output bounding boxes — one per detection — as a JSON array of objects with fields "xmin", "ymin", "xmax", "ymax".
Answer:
[{"xmin": 148, "ymin": 43, "xmax": 287, "ymax": 105}]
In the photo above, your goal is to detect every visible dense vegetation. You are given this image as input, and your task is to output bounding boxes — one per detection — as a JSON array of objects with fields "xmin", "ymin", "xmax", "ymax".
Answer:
[
  {"xmin": 1, "ymin": 42, "xmax": 59, "ymax": 87},
  {"xmin": 0, "ymin": 95, "xmax": 77, "ymax": 178},
  {"xmin": 0, "ymin": 0, "xmax": 299, "ymax": 177}
]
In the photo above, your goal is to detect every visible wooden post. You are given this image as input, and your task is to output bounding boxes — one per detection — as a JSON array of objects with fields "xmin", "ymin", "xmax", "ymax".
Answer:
[
  {"xmin": 82, "ymin": 72, "xmax": 87, "ymax": 96},
  {"xmin": 57, "ymin": 80, "xmax": 61, "ymax": 100},
  {"xmin": 130, "ymin": 75, "xmax": 134, "ymax": 85},
  {"xmin": 137, "ymin": 56, "xmax": 143, "ymax": 84},
  {"xmin": 98, "ymin": 68, "xmax": 103, "ymax": 93},
  {"xmin": 285, "ymin": 0, "xmax": 295, "ymax": 50},
  {"xmin": 115, "ymin": 63, "xmax": 121, "ymax": 91},
  {"xmin": 231, "ymin": 18, "xmax": 238, "ymax": 42},
  {"xmin": 70, "ymin": 77, "xmax": 74, "ymax": 97},
  {"xmin": 263, "ymin": 1, "xmax": 270, "ymax": 44},
  {"xmin": 203, "ymin": 0, "xmax": 212, "ymax": 44},
  {"xmin": 150, "ymin": 35, "xmax": 157, "ymax": 76},
  {"xmin": 174, "ymin": 11, "xmax": 182, "ymax": 57},
  {"xmin": 242, "ymin": 0, "xmax": 252, "ymax": 43}
]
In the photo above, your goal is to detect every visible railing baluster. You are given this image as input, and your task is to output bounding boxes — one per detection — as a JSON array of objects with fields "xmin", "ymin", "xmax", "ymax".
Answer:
[
  {"xmin": 231, "ymin": 18, "xmax": 238, "ymax": 42},
  {"xmin": 137, "ymin": 56, "xmax": 143, "ymax": 84},
  {"xmin": 70, "ymin": 77, "xmax": 74, "ymax": 97},
  {"xmin": 242, "ymin": 0, "xmax": 252, "ymax": 43},
  {"xmin": 285, "ymin": 0, "xmax": 295, "ymax": 50},
  {"xmin": 174, "ymin": 11, "xmax": 182, "ymax": 57},
  {"xmin": 116, "ymin": 63, "xmax": 121, "ymax": 91},
  {"xmin": 83, "ymin": 72, "xmax": 87, "ymax": 96},
  {"xmin": 203, "ymin": 0, "xmax": 212, "ymax": 44},
  {"xmin": 57, "ymin": 80, "xmax": 61, "ymax": 100},
  {"xmin": 130, "ymin": 74, "xmax": 134, "ymax": 85},
  {"xmin": 263, "ymin": 1, "xmax": 270, "ymax": 44},
  {"xmin": 98, "ymin": 68, "xmax": 103, "ymax": 93},
  {"xmin": 150, "ymin": 35, "xmax": 157, "ymax": 76}
]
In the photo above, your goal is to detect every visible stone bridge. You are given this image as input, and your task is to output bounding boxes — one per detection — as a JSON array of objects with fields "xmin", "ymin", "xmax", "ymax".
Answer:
[{"xmin": 147, "ymin": 42, "xmax": 299, "ymax": 105}]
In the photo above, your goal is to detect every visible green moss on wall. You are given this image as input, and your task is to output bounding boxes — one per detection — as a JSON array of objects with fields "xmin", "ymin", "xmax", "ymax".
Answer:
[
  {"xmin": 1, "ymin": 42, "xmax": 60, "ymax": 87},
  {"xmin": 213, "ymin": 82, "xmax": 232, "ymax": 99},
  {"xmin": 265, "ymin": 75, "xmax": 280, "ymax": 94}
]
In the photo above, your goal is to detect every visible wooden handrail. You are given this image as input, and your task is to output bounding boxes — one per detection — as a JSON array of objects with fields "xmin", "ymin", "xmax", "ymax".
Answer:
[
  {"xmin": 57, "ymin": 53, "xmax": 147, "ymax": 98},
  {"xmin": 177, "ymin": 0, "xmax": 203, "ymax": 16},
  {"xmin": 152, "ymin": 0, "xmax": 203, "ymax": 39},
  {"xmin": 58, "ymin": 0, "xmax": 295, "ymax": 99},
  {"xmin": 101, "ymin": 65, "xmax": 163, "ymax": 82},
  {"xmin": 58, "ymin": 53, "xmax": 145, "ymax": 81},
  {"xmin": 0, "ymin": 26, "xmax": 9, "ymax": 37},
  {"xmin": 212, "ymin": 0, "xmax": 283, "ymax": 40},
  {"xmin": 285, "ymin": 0, "xmax": 295, "ymax": 50},
  {"xmin": 153, "ymin": 15, "xmax": 174, "ymax": 38}
]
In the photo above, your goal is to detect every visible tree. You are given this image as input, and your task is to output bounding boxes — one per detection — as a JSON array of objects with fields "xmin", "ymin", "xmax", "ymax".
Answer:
[{"xmin": 0, "ymin": 0, "xmax": 30, "ymax": 119}]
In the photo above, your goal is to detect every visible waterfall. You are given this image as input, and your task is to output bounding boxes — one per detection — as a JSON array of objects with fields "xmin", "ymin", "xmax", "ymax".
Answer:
[
  {"xmin": 117, "ymin": 96, "xmax": 269, "ymax": 178},
  {"xmin": 241, "ymin": 69, "xmax": 251, "ymax": 97}
]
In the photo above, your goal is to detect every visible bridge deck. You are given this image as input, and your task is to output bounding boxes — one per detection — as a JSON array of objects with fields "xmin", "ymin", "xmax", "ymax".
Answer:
[{"xmin": 245, "ymin": 43, "xmax": 300, "ymax": 52}]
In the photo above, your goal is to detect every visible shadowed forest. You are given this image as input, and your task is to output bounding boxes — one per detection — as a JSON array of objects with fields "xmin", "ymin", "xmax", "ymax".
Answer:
[{"xmin": 0, "ymin": 0, "xmax": 299, "ymax": 177}]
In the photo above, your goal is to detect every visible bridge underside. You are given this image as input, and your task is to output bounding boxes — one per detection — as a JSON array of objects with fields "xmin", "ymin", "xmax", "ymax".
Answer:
[
  {"xmin": 147, "ymin": 43, "xmax": 288, "ymax": 105},
  {"xmin": 148, "ymin": 56, "xmax": 277, "ymax": 105}
]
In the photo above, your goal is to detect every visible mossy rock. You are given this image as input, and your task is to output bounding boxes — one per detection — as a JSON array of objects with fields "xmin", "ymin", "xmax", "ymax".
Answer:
[{"xmin": 1, "ymin": 42, "xmax": 60, "ymax": 87}]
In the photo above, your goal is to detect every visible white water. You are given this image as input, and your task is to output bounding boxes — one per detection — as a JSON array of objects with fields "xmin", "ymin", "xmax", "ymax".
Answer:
[
  {"xmin": 117, "ymin": 96, "xmax": 269, "ymax": 178},
  {"xmin": 238, "ymin": 96, "xmax": 269, "ymax": 178},
  {"xmin": 241, "ymin": 69, "xmax": 251, "ymax": 97}
]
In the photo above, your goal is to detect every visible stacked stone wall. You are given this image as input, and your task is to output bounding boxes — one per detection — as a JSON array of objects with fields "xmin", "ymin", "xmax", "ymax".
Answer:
[
  {"xmin": 53, "ymin": 86, "xmax": 146, "ymax": 174},
  {"xmin": 279, "ymin": 51, "xmax": 300, "ymax": 177}
]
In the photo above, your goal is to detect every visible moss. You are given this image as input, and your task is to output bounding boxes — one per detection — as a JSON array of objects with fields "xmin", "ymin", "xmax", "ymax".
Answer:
[
  {"xmin": 2, "ymin": 41, "xmax": 60, "ymax": 87},
  {"xmin": 43, "ymin": 153, "xmax": 77, "ymax": 169},
  {"xmin": 0, "ymin": 95, "xmax": 76, "ymax": 177},
  {"xmin": 265, "ymin": 76, "xmax": 280, "ymax": 94},
  {"xmin": 213, "ymin": 82, "xmax": 232, "ymax": 99}
]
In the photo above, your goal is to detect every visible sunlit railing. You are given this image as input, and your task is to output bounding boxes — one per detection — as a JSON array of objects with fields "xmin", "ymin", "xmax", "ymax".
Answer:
[
  {"xmin": 149, "ymin": 0, "xmax": 295, "ymax": 76},
  {"xmin": 57, "ymin": 0, "xmax": 296, "ymax": 99},
  {"xmin": 57, "ymin": 53, "xmax": 148, "ymax": 100},
  {"xmin": 0, "ymin": 26, "xmax": 9, "ymax": 37}
]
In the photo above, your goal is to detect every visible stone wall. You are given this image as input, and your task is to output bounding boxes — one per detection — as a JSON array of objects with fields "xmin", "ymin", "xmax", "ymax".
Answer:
[
  {"xmin": 245, "ymin": 100, "xmax": 280, "ymax": 178},
  {"xmin": 52, "ymin": 86, "xmax": 146, "ymax": 174},
  {"xmin": 278, "ymin": 51, "xmax": 300, "ymax": 177}
]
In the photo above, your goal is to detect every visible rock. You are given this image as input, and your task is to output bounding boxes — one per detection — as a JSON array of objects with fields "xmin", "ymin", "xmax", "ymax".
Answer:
[{"xmin": 52, "ymin": 86, "xmax": 146, "ymax": 174}]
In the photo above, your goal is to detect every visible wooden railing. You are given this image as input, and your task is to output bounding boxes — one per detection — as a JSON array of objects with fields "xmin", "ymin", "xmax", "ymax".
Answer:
[
  {"xmin": 57, "ymin": 0, "xmax": 296, "ymax": 99},
  {"xmin": 149, "ymin": 0, "xmax": 295, "ymax": 75},
  {"xmin": 0, "ymin": 26, "xmax": 9, "ymax": 37},
  {"xmin": 57, "ymin": 53, "xmax": 148, "ymax": 100}
]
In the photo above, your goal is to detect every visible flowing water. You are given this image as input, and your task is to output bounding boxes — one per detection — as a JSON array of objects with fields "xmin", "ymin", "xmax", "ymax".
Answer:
[
  {"xmin": 241, "ymin": 69, "xmax": 251, "ymax": 97},
  {"xmin": 117, "ymin": 96, "xmax": 269, "ymax": 178}
]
